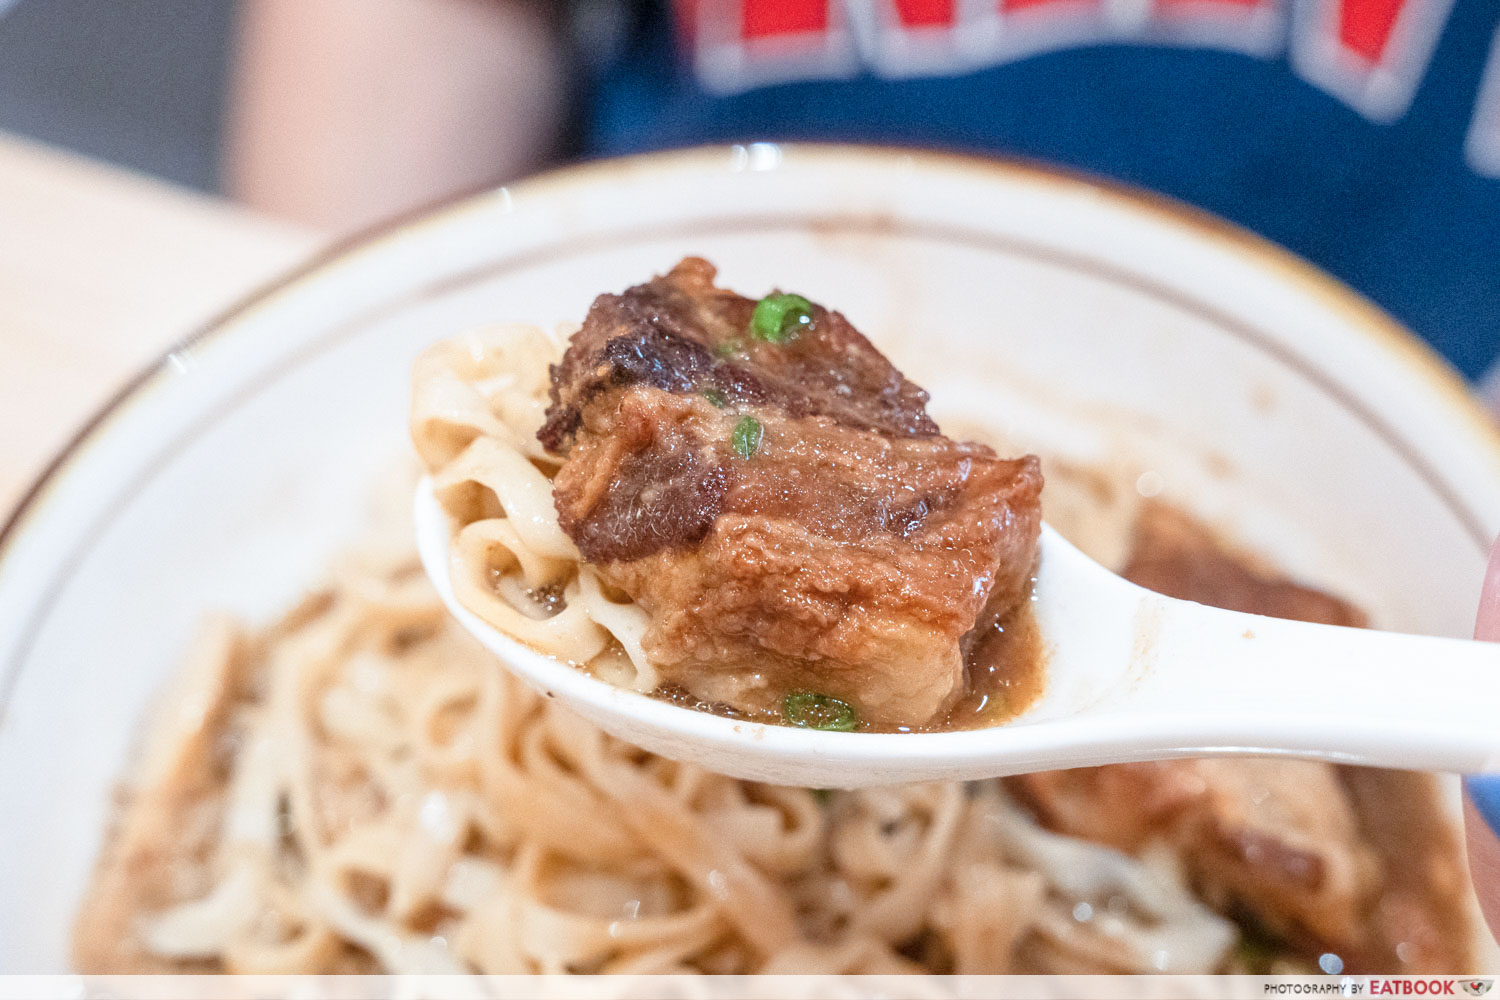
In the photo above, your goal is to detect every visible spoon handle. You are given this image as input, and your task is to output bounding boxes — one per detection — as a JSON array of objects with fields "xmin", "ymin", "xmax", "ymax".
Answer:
[{"xmin": 1108, "ymin": 591, "xmax": 1500, "ymax": 774}]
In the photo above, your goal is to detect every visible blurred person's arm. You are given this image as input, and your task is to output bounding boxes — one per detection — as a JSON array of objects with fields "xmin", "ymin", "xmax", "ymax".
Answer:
[{"xmin": 227, "ymin": 0, "xmax": 567, "ymax": 233}]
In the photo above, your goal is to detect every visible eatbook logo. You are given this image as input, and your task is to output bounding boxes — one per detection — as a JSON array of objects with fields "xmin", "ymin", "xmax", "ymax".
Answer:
[{"xmin": 1463, "ymin": 981, "xmax": 1494, "ymax": 997}]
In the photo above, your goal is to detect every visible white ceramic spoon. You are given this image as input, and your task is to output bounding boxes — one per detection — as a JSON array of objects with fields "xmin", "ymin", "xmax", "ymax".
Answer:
[{"xmin": 416, "ymin": 478, "xmax": 1500, "ymax": 788}]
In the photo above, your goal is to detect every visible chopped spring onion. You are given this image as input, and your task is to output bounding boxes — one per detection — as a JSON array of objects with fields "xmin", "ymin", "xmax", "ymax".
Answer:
[
  {"xmin": 732, "ymin": 416, "xmax": 763, "ymax": 459},
  {"xmin": 783, "ymin": 691, "xmax": 858, "ymax": 731},
  {"xmin": 750, "ymin": 293, "xmax": 814, "ymax": 343},
  {"xmin": 701, "ymin": 387, "xmax": 728, "ymax": 407}
]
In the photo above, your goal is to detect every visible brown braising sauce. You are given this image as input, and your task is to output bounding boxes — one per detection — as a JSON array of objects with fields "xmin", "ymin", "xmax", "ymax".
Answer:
[{"xmin": 931, "ymin": 595, "xmax": 1046, "ymax": 733}]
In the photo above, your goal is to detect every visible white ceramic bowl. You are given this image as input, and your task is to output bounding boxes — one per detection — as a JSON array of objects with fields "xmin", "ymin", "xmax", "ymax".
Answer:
[{"xmin": 2, "ymin": 145, "xmax": 1498, "ymax": 971}]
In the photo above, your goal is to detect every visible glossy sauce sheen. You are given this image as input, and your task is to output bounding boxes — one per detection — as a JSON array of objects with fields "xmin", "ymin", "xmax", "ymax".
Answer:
[{"xmin": 936, "ymin": 597, "xmax": 1046, "ymax": 732}]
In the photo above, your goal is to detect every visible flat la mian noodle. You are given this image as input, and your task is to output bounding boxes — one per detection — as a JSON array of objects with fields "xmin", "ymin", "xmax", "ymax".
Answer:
[
  {"xmin": 73, "ymin": 324, "xmax": 1470, "ymax": 976},
  {"xmin": 410, "ymin": 324, "xmax": 659, "ymax": 693},
  {"xmin": 74, "ymin": 538, "xmax": 1235, "ymax": 974}
]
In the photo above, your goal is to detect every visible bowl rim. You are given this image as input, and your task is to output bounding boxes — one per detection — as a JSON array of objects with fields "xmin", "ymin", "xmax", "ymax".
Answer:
[
  {"xmin": 5, "ymin": 141, "xmax": 1500, "ymax": 582},
  {"xmin": 4, "ymin": 143, "xmax": 1497, "ymax": 573}
]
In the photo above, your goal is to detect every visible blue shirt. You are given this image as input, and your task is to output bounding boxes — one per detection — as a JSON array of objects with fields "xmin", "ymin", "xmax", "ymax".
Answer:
[{"xmin": 586, "ymin": 0, "xmax": 1500, "ymax": 381}]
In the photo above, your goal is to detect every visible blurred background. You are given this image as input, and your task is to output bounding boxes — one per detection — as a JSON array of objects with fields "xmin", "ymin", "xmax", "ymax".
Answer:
[{"xmin": 6, "ymin": 0, "xmax": 1500, "ymax": 510}]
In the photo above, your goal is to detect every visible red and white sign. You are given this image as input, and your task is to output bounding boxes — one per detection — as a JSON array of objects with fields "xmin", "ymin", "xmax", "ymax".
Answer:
[{"xmin": 684, "ymin": 0, "xmax": 1460, "ymax": 126}]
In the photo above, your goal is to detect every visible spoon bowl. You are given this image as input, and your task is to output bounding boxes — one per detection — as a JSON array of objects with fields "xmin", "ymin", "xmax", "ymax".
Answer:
[{"xmin": 418, "ymin": 483, "xmax": 1500, "ymax": 788}]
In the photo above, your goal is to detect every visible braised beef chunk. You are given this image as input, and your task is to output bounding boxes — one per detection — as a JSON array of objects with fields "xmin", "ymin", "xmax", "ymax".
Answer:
[
  {"xmin": 1010, "ymin": 502, "xmax": 1469, "ymax": 973},
  {"xmin": 541, "ymin": 258, "xmax": 1043, "ymax": 727},
  {"xmin": 1013, "ymin": 759, "xmax": 1381, "ymax": 962}
]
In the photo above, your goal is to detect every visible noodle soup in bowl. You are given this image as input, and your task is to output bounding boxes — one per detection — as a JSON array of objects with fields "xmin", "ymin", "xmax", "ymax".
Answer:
[{"xmin": 0, "ymin": 145, "xmax": 1497, "ymax": 974}]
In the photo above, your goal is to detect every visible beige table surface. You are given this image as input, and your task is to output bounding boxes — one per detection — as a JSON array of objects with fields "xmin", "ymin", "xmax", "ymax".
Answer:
[{"xmin": 0, "ymin": 133, "xmax": 326, "ymax": 515}]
